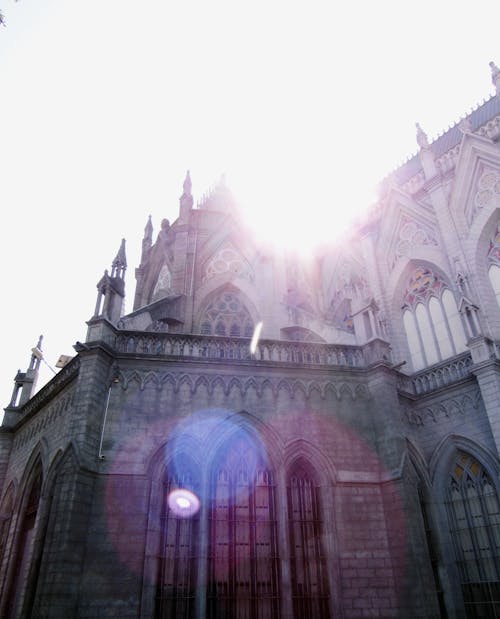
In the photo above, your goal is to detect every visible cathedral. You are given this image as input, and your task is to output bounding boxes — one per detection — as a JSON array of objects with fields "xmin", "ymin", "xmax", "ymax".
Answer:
[{"xmin": 2, "ymin": 63, "xmax": 500, "ymax": 619}]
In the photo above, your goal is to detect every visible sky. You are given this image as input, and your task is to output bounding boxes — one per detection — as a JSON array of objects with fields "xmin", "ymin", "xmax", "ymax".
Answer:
[{"xmin": 1, "ymin": 0, "xmax": 500, "ymax": 413}]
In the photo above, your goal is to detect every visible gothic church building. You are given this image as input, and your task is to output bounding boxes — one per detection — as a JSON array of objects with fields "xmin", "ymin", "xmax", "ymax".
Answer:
[{"xmin": 2, "ymin": 64, "xmax": 500, "ymax": 618}]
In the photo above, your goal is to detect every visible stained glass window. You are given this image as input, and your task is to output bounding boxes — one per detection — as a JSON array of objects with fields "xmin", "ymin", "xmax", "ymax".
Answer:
[
  {"xmin": 402, "ymin": 267, "xmax": 467, "ymax": 370},
  {"xmin": 156, "ymin": 458, "xmax": 200, "ymax": 619},
  {"xmin": 287, "ymin": 460, "xmax": 330, "ymax": 618},
  {"xmin": 199, "ymin": 291, "xmax": 254, "ymax": 338},
  {"xmin": 207, "ymin": 436, "xmax": 279, "ymax": 618},
  {"xmin": 446, "ymin": 453, "xmax": 500, "ymax": 617}
]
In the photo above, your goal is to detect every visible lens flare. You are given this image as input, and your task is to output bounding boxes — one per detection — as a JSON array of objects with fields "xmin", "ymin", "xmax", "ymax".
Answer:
[
  {"xmin": 168, "ymin": 488, "xmax": 200, "ymax": 518},
  {"xmin": 250, "ymin": 321, "xmax": 263, "ymax": 354}
]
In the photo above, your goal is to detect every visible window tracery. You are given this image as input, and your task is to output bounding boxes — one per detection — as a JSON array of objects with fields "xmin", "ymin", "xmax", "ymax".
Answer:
[
  {"xmin": 199, "ymin": 291, "xmax": 254, "ymax": 337},
  {"xmin": 6, "ymin": 464, "xmax": 42, "ymax": 618},
  {"xmin": 202, "ymin": 243, "xmax": 254, "ymax": 283},
  {"xmin": 153, "ymin": 264, "xmax": 172, "ymax": 301},
  {"xmin": 487, "ymin": 225, "xmax": 500, "ymax": 309},
  {"xmin": 287, "ymin": 460, "xmax": 330, "ymax": 618},
  {"xmin": 472, "ymin": 168, "xmax": 500, "ymax": 222},
  {"xmin": 208, "ymin": 436, "xmax": 279, "ymax": 618},
  {"xmin": 156, "ymin": 459, "xmax": 200, "ymax": 619},
  {"xmin": 445, "ymin": 453, "xmax": 500, "ymax": 616},
  {"xmin": 402, "ymin": 267, "xmax": 467, "ymax": 370}
]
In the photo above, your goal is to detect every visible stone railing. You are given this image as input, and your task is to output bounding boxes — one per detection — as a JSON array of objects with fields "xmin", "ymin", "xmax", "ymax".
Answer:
[
  {"xmin": 114, "ymin": 332, "xmax": 366, "ymax": 368},
  {"xmin": 397, "ymin": 353, "xmax": 473, "ymax": 396}
]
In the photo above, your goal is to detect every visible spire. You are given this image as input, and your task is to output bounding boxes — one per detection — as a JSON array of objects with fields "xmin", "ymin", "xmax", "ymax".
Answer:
[
  {"xmin": 183, "ymin": 170, "xmax": 192, "ymax": 196},
  {"xmin": 91, "ymin": 240, "xmax": 126, "ymax": 326},
  {"xmin": 144, "ymin": 215, "xmax": 153, "ymax": 243},
  {"xmin": 5, "ymin": 335, "xmax": 44, "ymax": 414},
  {"xmin": 490, "ymin": 60, "xmax": 500, "ymax": 96},
  {"xmin": 179, "ymin": 170, "xmax": 194, "ymax": 221},
  {"xmin": 415, "ymin": 122, "xmax": 429, "ymax": 149},
  {"xmin": 111, "ymin": 238, "xmax": 127, "ymax": 279},
  {"xmin": 140, "ymin": 215, "xmax": 153, "ymax": 265}
]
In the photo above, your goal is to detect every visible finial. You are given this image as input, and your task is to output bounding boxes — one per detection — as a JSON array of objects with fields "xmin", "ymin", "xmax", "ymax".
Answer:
[
  {"xmin": 416, "ymin": 122, "xmax": 429, "ymax": 149},
  {"xmin": 113, "ymin": 238, "xmax": 127, "ymax": 267},
  {"xmin": 179, "ymin": 170, "xmax": 194, "ymax": 217},
  {"xmin": 183, "ymin": 170, "xmax": 192, "ymax": 196},
  {"xmin": 144, "ymin": 215, "xmax": 153, "ymax": 235},
  {"xmin": 490, "ymin": 61, "xmax": 500, "ymax": 96},
  {"xmin": 458, "ymin": 117, "xmax": 472, "ymax": 134},
  {"xmin": 111, "ymin": 239, "xmax": 127, "ymax": 279}
]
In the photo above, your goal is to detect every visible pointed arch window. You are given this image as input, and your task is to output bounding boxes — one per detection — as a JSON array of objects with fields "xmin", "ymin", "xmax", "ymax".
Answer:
[
  {"xmin": 487, "ymin": 225, "xmax": 500, "ymax": 309},
  {"xmin": 287, "ymin": 460, "xmax": 330, "ymax": 618},
  {"xmin": 402, "ymin": 267, "xmax": 467, "ymax": 370},
  {"xmin": 6, "ymin": 464, "xmax": 42, "ymax": 619},
  {"xmin": 208, "ymin": 434, "xmax": 279, "ymax": 618},
  {"xmin": 198, "ymin": 290, "xmax": 254, "ymax": 338},
  {"xmin": 0, "ymin": 486, "xmax": 14, "ymax": 572},
  {"xmin": 155, "ymin": 457, "xmax": 200, "ymax": 619},
  {"xmin": 445, "ymin": 453, "xmax": 500, "ymax": 616}
]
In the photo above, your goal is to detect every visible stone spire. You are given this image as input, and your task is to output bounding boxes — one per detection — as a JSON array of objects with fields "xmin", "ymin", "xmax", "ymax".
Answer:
[
  {"xmin": 144, "ymin": 215, "xmax": 153, "ymax": 244},
  {"xmin": 179, "ymin": 170, "xmax": 193, "ymax": 221},
  {"xmin": 111, "ymin": 238, "xmax": 127, "ymax": 280},
  {"xmin": 141, "ymin": 215, "xmax": 153, "ymax": 264},
  {"xmin": 490, "ymin": 60, "xmax": 500, "ymax": 96},
  {"xmin": 91, "ymin": 241, "xmax": 126, "ymax": 326},
  {"xmin": 4, "ymin": 336, "xmax": 44, "ymax": 417}
]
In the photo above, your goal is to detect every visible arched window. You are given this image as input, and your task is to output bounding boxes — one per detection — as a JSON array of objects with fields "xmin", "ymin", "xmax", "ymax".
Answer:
[
  {"xmin": 445, "ymin": 453, "xmax": 500, "ymax": 616},
  {"xmin": 287, "ymin": 460, "xmax": 330, "ymax": 618},
  {"xmin": 487, "ymin": 225, "xmax": 500, "ymax": 308},
  {"xmin": 6, "ymin": 463, "xmax": 42, "ymax": 618},
  {"xmin": 208, "ymin": 432, "xmax": 279, "ymax": 618},
  {"xmin": 402, "ymin": 267, "xmax": 467, "ymax": 370},
  {"xmin": 0, "ymin": 486, "xmax": 14, "ymax": 572},
  {"xmin": 198, "ymin": 290, "xmax": 254, "ymax": 338},
  {"xmin": 155, "ymin": 457, "xmax": 200, "ymax": 619},
  {"xmin": 417, "ymin": 484, "xmax": 447, "ymax": 616}
]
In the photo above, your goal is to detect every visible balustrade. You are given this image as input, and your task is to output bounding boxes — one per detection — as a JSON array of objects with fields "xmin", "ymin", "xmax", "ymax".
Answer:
[
  {"xmin": 114, "ymin": 332, "xmax": 366, "ymax": 368},
  {"xmin": 397, "ymin": 353, "xmax": 473, "ymax": 396}
]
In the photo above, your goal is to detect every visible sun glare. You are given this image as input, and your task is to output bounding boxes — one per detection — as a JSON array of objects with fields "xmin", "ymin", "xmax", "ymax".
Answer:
[{"xmin": 229, "ymin": 164, "xmax": 378, "ymax": 255}]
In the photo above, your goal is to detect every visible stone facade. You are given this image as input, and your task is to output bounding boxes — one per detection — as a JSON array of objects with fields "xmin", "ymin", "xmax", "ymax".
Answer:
[{"xmin": 2, "ymin": 65, "xmax": 500, "ymax": 619}]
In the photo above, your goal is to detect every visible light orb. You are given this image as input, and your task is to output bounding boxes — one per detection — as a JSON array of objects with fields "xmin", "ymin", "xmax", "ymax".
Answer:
[{"xmin": 167, "ymin": 488, "xmax": 200, "ymax": 518}]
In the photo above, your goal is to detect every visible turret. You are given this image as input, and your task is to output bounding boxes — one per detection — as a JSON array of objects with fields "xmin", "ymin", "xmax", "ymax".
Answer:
[
  {"xmin": 3, "ymin": 336, "xmax": 44, "ymax": 425},
  {"xmin": 92, "ymin": 239, "xmax": 127, "ymax": 326}
]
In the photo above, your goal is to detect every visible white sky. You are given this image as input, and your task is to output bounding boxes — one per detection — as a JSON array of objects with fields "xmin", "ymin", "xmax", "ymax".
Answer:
[{"xmin": 1, "ymin": 0, "xmax": 499, "ymax": 413}]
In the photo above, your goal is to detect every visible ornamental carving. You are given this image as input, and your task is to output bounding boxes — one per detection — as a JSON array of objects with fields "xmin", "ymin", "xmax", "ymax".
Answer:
[
  {"xmin": 470, "ymin": 166, "xmax": 500, "ymax": 223},
  {"xmin": 152, "ymin": 264, "xmax": 172, "ymax": 301},
  {"xmin": 12, "ymin": 392, "xmax": 75, "ymax": 451},
  {"xmin": 388, "ymin": 215, "xmax": 438, "ymax": 271},
  {"xmin": 402, "ymin": 390, "xmax": 482, "ymax": 428},
  {"xmin": 117, "ymin": 370, "xmax": 370, "ymax": 401},
  {"xmin": 202, "ymin": 243, "xmax": 254, "ymax": 283}
]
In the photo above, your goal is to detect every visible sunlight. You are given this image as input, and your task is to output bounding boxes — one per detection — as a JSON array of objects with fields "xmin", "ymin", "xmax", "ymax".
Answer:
[{"xmin": 227, "ymin": 162, "xmax": 379, "ymax": 254}]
